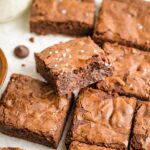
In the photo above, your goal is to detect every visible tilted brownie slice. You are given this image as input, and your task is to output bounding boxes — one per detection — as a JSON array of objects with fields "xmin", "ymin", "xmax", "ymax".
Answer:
[
  {"xmin": 69, "ymin": 141, "xmax": 114, "ymax": 150},
  {"xmin": 130, "ymin": 101, "xmax": 150, "ymax": 150},
  {"xmin": 93, "ymin": 0, "xmax": 150, "ymax": 51},
  {"xmin": 35, "ymin": 37, "xmax": 113, "ymax": 95},
  {"xmin": 66, "ymin": 87, "xmax": 137, "ymax": 150},
  {"xmin": 97, "ymin": 43, "xmax": 150, "ymax": 101},
  {"xmin": 0, "ymin": 74, "xmax": 72, "ymax": 148},
  {"xmin": 30, "ymin": 0, "xmax": 95, "ymax": 36}
]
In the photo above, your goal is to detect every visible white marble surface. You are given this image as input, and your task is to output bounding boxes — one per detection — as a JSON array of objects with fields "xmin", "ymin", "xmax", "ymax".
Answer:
[{"xmin": 0, "ymin": 0, "xmax": 101, "ymax": 149}]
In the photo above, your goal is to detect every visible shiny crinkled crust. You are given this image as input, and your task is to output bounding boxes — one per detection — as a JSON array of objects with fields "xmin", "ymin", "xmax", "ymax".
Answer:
[
  {"xmin": 97, "ymin": 42, "xmax": 150, "ymax": 101},
  {"xmin": 69, "ymin": 141, "xmax": 114, "ymax": 150},
  {"xmin": 35, "ymin": 37, "xmax": 108, "ymax": 72},
  {"xmin": 67, "ymin": 87, "xmax": 137, "ymax": 149},
  {"xmin": 0, "ymin": 74, "xmax": 72, "ymax": 148},
  {"xmin": 130, "ymin": 101, "xmax": 150, "ymax": 150},
  {"xmin": 35, "ymin": 37, "xmax": 113, "ymax": 95},
  {"xmin": 30, "ymin": 0, "xmax": 95, "ymax": 36},
  {"xmin": 93, "ymin": 0, "xmax": 150, "ymax": 51}
]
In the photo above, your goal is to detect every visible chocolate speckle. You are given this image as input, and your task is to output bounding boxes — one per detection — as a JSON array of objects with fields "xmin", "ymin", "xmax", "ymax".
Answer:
[
  {"xmin": 21, "ymin": 64, "xmax": 26, "ymax": 67},
  {"xmin": 29, "ymin": 37, "xmax": 34, "ymax": 43}
]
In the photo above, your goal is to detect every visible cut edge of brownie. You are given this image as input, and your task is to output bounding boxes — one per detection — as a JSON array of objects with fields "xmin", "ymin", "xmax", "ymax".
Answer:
[
  {"xmin": 0, "ymin": 74, "xmax": 73, "ymax": 148},
  {"xmin": 96, "ymin": 80, "xmax": 150, "ymax": 102},
  {"xmin": 129, "ymin": 134, "xmax": 147, "ymax": 150},
  {"xmin": 128, "ymin": 102, "xmax": 148, "ymax": 150},
  {"xmin": 30, "ymin": 20, "xmax": 94, "ymax": 36},
  {"xmin": 35, "ymin": 53, "xmax": 113, "ymax": 95},
  {"xmin": 93, "ymin": 33, "xmax": 150, "ymax": 52},
  {"xmin": 34, "ymin": 53, "xmax": 58, "ymax": 92},
  {"xmin": 0, "ymin": 122, "xmax": 57, "ymax": 148}
]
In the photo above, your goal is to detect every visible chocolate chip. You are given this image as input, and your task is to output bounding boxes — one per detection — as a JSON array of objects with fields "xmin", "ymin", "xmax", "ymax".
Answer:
[{"xmin": 14, "ymin": 45, "xmax": 29, "ymax": 59}]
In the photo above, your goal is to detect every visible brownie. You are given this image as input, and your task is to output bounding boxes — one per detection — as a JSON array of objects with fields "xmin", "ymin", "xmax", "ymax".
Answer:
[
  {"xmin": 66, "ymin": 87, "xmax": 137, "ymax": 150},
  {"xmin": 93, "ymin": 0, "xmax": 150, "ymax": 51},
  {"xmin": 0, "ymin": 74, "xmax": 72, "ymax": 148},
  {"xmin": 0, "ymin": 148, "xmax": 22, "ymax": 150},
  {"xmin": 30, "ymin": 0, "xmax": 95, "ymax": 36},
  {"xmin": 35, "ymin": 37, "xmax": 113, "ymax": 95},
  {"xmin": 97, "ymin": 43, "xmax": 150, "ymax": 101},
  {"xmin": 69, "ymin": 141, "xmax": 114, "ymax": 150},
  {"xmin": 130, "ymin": 101, "xmax": 150, "ymax": 150}
]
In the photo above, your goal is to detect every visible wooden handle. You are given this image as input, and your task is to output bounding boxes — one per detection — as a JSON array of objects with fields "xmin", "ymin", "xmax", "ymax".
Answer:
[{"xmin": 0, "ymin": 48, "xmax": 7, "ymax": 87}]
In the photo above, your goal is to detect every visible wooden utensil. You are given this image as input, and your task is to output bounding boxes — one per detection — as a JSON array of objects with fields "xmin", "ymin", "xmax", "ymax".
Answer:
[{"xmin": 0, "ymin": 49, "xmax": 7, "ymax": 88}]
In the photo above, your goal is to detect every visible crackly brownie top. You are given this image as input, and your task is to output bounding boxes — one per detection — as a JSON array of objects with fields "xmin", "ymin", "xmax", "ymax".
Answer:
[
  {"xmin": 98, "ymin": 43, "xmax": 150, "ymax": 100},
  {"xmin": 132, "ymin": 101, "xmax": 150, "ymax": 149},
  {"xmin": 31, "ymin": 0, "xmax": 95, "ymax": 25},
  {"xmin": 69, "ymin": 141, "xmax": 114, "ymax": 150},
  {"xmin": 94, "ymin": 0, "xmax": 150, "ymax": 47},
  {"xmin": 70, "ymin": 87, "xmax": 136, "ymax": 148},
  {"xmin": 0, "ymin": 74, "xmax": 72, "ymax": 141},
  {"xmin": 36, "ymin": 37, "xmax": 111, "ymax": 73}
]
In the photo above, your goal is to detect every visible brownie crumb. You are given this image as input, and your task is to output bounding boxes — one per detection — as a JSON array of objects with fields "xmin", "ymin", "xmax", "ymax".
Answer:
[
  {"xmin": 14, "ymin": 45, "xmax": 29, "ymax": 59},
  {"xmin": 21, "ymin": 64, "xmax": 26, "ymax": 67},
  {"xmin": 29, "ymin": 37, "xmax": 34, "ymax": 43}
]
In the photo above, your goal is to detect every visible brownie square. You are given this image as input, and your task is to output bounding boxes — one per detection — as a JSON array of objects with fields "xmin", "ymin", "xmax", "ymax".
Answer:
[
  {"xmin": 0, "ymin": 74, "xmax": 72, "ymax": 148},
  {"xmin": 130, "ymin": 101, "xmax": 150, "ymax": 150},
  {"xmin": 97, "ymin": 43, "xmax": 150, "ymax": 101},
  {"xmin": 66, "ymin": 87, "xmax": 137, "ymax": 150},
  {"xmin": 93, "ymin": 0, "xmax": 150, "ymax": 51},
  {"xmin": 35, "ymin": 37, "xmax": 113, "ymax": 95},
  {"xmin": 30, "ymin": 0, "xmax": 95, "ymax": 36},
  {"xmin": 69, "ymin": 141, "xmax": 114, "ymax": 150}
]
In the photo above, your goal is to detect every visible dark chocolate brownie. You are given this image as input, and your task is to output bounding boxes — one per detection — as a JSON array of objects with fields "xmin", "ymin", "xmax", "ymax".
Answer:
[
  {"xmin": 93, "ymin": 0, "xmax": 150, "ymax": 51},
  {"xmin": 0, "ymin": 74, "xmax": 72, "ymax": 148},
  {"xmin": 97, "ymin": 43, "xmax": 150, "ymax": 101},
  {"xmin": 130, "ymin": 101, "xmax": 150, "ymax": 150},
  {"xmin": 69, "ymin": 141, "xmax": 114, "ymax": 150},
  {"xmin": 66, "ymin": 87, "xmax": 137, "ymax": 150},
  {"xmin": 30, "ymin": 0, "xmax": 95, "ymax": 36},
  {"xmin": 35, "ymin": 37, "xmax": 113, "ymax": 95},
  {"xmin": 0, "ymin": 148, "xmax": 22, "ymax": 150}
]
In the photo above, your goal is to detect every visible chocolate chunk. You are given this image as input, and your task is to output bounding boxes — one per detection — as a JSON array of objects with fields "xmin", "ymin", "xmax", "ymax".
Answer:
[{"xmin": 14, "ymin": 45, "xmax": 29, "ymax": 59}]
